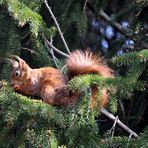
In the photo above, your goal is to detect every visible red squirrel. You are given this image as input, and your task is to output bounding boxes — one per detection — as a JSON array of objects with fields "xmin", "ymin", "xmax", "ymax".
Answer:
[{"xmin": 8, "ymin": 50, "xmax": 114, "ymax": 108}]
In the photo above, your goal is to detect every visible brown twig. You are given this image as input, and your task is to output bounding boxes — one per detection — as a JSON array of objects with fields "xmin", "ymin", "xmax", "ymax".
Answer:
[
  {"xmin": 21, "ymin": 47, "xmax": 36, "ymax": 54},
  {"xmin": 110, "ymin": 116, "xmax": 119, "ymax": 140},
  {"xmin": 42, "ymin": 33, "xmax": 69, "ymax": 58},
  {"xmin": 44, "ymin": 0, "xmax": 71, "ymax": 54},
  {"xmin": 44, "ymin": 37, "xmax": 59, "ymax": 68},
  {"xmin": 21, "ymin": 32, "xmax": 30, "ymax": 40},
  {"xmin": 83, "ymin": 0, "xmax": 89, "ymax": 14}
]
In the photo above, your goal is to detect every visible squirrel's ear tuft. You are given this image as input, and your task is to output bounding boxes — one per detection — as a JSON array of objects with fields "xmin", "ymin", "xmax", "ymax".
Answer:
[
  {"xmin": 12, "ymin": 61, "xmax": 20, "ymax": 68},
  {"xmin": 5, "ymin": 55, "xmax": 27, "ymax": 69},
  {"xmin": 4, "ymin": 57, "xmax": 19, "ymax": 68}
]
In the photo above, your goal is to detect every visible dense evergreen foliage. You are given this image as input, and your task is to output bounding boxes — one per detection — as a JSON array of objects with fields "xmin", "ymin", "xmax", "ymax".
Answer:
[{"xmin": 0, "ymin": 0, "xmax": 148, "ymax": 147}]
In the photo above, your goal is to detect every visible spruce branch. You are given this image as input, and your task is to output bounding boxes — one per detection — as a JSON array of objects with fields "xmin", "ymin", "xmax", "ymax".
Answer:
[
  {"xmin": 68, "ymin": 73, "xmax": 143, "ymax": 138},
  {"xmin": 112, "ymin": 49, "xmax": 148, "ymax": 66},
  {"xmin": 44, "ymin": 0, "xmax": 71, "ymax": 54},
  {"xmin": 100, "ymin": 108, "xmax": 138, "ymax": 138},
  {"xmin": 5, "ymin": 0, "xmax": 44, "ymax": 36}
]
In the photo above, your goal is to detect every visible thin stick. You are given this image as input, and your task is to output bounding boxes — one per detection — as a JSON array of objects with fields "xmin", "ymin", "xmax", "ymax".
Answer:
[
  {"xmin": 60, "ymin": 64, "xmax": 67, "ymax": 72},
  {"xmin": 42, "ymin": 33, "xmax": 69, "ymax": 58},
  {"xmin": 21, "ymin": 47, "xmax": 36, "ymax": 54},
  {"xmin": 49, "ymin": 36, "xmax": 59, "ymax": 67},
  {"xmin": 110, "ymin": 116, "xmax": 118, "ymax": 139},
  {"xmin": 44, "ymin": 0, "xmax": 71, "ymax": 54},
  {"xmin": 100, "ymin": 108, "xmax": 138, "ymax": 138},
  {"xmin": 44, "ymin": 42, "xmax": 59, "ymax": 68},
  {"xmin": 83, "ymin": 0, "xmax": 88, "ymax": 14}
]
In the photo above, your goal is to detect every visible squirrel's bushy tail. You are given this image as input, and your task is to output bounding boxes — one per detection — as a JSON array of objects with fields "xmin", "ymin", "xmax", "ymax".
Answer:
[
  {"xmin": 66, "ymin": 50, "xmax": 114, "ymax": 78},
  {"xmin": 66, "ymin": 50, "xmax": 114, "ymax": 108}
]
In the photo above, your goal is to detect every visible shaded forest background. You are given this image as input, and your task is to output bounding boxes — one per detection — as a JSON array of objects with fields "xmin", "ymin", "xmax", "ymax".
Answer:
[{"xmin": 0, "ymin": 0, "xmax": 148, "ymax": 147}]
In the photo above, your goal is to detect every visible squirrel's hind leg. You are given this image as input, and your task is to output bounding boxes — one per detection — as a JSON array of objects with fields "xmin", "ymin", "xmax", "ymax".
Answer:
[
  {"xmin": 40, "ymin": 85, "xmax": 56, "ymax": 105},
  {"xmin": 40, "ymin": 84, "xmax": 70, "ymax": 106}
]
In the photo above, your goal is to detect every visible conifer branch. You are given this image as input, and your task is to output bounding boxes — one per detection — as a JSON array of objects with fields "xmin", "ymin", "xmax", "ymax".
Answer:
[
  {"xmin": 44, "ymin": 0, "xmax": 71, "ymax": 54},
  {"xmin": 100, "ymin": 108, "xmax": 138, "ymax": 138}
]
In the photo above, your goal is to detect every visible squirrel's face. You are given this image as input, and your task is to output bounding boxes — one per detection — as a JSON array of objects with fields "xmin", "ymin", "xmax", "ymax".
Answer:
[{"xmin": 6, "ymin": 55, "xmax": 31, "ymax": 89}]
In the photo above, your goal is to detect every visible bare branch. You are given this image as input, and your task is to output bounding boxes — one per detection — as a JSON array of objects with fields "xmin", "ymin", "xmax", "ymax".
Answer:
[
  {"xmin": 119, "ymin": 99, "xmax": 126, "ymax": 119},
  {"xmin": 60, "ymin": 64, "xmax": 67, "ymax": 72},
  {"xmin": 98, "ymin": 9, "xmax": 132, "ymax": 39},
  {"xmin": 100, "ymin": 108, "xmax": 138, "ymax": 138},
  {"xmin": 129, "ymin": 133, "xmax": 134, "ymax": 140},
  {"xmin": 44, "ymin": 36, "xmax": 59, "ymax": 68},
  {"xmin": 21, "ymin": 47, "xmax": 36, "ymax": 54},
  {"xmin": 83, "ymin": 0, "xmax": 88, "ymax": 14},
  {"xmin": 110, "ymin": 116, "xmax": 119, "ymax": 139},
  {"xmin": 44, "ymin": 0, "xmax": 71, "ymax": 54},
  {"xmin": 42, "ymin": 33, "xmax": 69, "ymax": 58},
  {"xmin": 21, "ymin": 32, "xmax": 30, "ymax": 40}
]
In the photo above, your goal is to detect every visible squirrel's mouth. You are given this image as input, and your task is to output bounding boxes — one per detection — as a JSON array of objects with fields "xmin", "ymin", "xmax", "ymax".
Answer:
[
  {"xmin": 10, "ymin": 81, "xmax": 23, "ymax": 89},
  {"xmin": 10, "ymin": 83, "xmax": 15, "ymax": 87},
  {"xmin": 11, "ymin": 83, "xmax": 20, "ymax": 90}
]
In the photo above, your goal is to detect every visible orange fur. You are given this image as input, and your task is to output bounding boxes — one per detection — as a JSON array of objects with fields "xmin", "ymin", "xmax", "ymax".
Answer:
[
  {"xmin": 10, "ymin": 50, "xmax": 114, "ymax": 108},
  {"xmin": 66, "ymin": 50, "xmax": 114, "ymax": 108}
]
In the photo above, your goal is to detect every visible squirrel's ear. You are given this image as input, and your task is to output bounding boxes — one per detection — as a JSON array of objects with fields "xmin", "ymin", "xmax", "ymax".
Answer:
[{"xmin": 19, "ymin": 59, "xmax": 27, "ymax": 69}]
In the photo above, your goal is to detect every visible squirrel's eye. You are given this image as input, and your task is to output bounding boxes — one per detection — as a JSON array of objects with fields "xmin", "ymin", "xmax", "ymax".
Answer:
[{"xmin": 14, "ymin": 71, "xmax": 20, "ymax": 77}]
